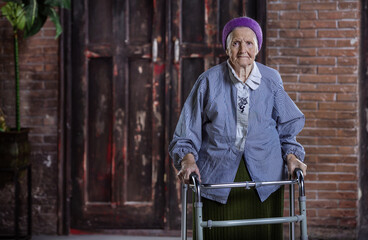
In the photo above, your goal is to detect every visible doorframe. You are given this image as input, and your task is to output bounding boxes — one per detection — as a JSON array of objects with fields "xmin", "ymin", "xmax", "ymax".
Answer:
[
  {"xmin": 57, "ymin": 6, "xmax": 72, "ymax": 235},
  {"xmin": 359, "ymin": 0, "xmax": 368, "ymax": 238}
]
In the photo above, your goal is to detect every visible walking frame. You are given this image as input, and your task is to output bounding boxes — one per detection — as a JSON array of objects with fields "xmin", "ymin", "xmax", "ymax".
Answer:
[{"xmin": 181, "ymin": 168, "xmax": 308, "ymax": 240}]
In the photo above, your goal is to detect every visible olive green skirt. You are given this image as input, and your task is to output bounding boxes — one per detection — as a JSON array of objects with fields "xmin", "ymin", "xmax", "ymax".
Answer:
[{"xmin": 193, "ymin": 160, "xmax": 284, "ymax": 240}]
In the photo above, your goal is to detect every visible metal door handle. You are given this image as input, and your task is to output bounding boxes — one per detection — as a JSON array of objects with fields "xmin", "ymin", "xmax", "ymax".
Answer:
[
  {"xmin": 152, "ymin": 38, "xmax": 158, "ymax": 62},
  {"xmin": 174, "ymin": 39, "xmax": 180, "ymax": 63}
]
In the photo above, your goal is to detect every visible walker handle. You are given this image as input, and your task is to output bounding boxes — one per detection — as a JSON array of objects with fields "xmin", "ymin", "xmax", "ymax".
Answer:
[
  {"xmin": 189, "ymin": 172, "xmax": 199, "ymax": 184},
  {"xmin": 189, "ymin": 172, "xmax": 201, "ymax": 202},
  {"xmin": 294, "ymin": 168, "xmax": 305, "ymax": 197}
]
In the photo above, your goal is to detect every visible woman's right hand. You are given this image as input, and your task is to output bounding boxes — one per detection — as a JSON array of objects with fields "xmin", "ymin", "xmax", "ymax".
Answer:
[{"xmin": 177, "ymin": 153, "xmax": 201, "ymax": 184}]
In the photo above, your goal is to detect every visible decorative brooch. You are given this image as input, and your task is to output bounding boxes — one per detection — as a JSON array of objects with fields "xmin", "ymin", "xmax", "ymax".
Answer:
[{"xmin": 238, "ymin": 96, "xmax": 248, "ymax": 113}]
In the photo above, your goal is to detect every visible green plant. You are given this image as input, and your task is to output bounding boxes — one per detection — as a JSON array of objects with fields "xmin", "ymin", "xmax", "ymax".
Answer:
[
  {"xmin": 0, "ymin": 0, "xmax": 70, "ymax": 131},
  {"xmin": 0, "ymin": 108, "xmax": 9, "ymax": 132}
]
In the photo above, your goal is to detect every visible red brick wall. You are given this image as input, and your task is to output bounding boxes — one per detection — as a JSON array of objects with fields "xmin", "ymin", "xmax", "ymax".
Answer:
[
  {"xmin": 0, "ymin": 17, "xmax": 59, "ymax": 234},
  {"xmin": 267, "ymin": 0, "xmax": 360, "ymax": 238}
]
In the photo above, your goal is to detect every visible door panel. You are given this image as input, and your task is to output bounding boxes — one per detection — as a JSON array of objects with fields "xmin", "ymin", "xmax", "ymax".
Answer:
[
  {"xmin": 71, "ymin": 0, "xmax": 165, "ymax": 229},
  {"xmin": 127, "ymin": 59, "xmax": 153, "ymax": 203},
  {"xmin": 87, "ymin": 57, "xmax": 113, "ymax": 203}
]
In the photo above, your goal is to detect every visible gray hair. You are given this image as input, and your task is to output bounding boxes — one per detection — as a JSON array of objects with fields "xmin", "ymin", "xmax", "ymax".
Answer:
[{"xmin": 226, "ymin": 30, "xmax": 259, "ymax": 55}]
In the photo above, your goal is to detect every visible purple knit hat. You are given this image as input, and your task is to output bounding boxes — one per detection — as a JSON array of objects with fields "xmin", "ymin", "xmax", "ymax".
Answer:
[{"xmin": 222, "ymin": 17, "xmax": 263, "ymax": 51}]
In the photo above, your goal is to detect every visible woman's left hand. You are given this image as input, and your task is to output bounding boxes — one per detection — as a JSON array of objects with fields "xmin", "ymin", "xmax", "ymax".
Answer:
[{"xmin": 286, "ymin": 154, "xmax": 307, "ymax": 179}]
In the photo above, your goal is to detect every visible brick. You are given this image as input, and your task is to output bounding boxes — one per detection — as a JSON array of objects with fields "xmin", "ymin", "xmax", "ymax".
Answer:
[
  {"xmin": 337, "ymin": 57, "xmax": 358, "ymax": 66},
  {"xmin": 319, "ymin": 173, "xmax": 357, "ymax": 181},
  {"xmin": 268, "ymin": 3, "xmax": 298, "ymax": 10},
  {"xmin": 280, "ymin": 48, "xmax": 317, "ymax": 56},
  {"xmin": 316, "ymin": 119, "xmax": 356, "ymax": 128},
  {"xmin": 318, "ymin": 137, "xmax": 357, "ymax": 146},
  {"xmin": 45, "ymin": 64, "xmax": 59, "ymax": 72},
  {"xmin": 338, "ymin": 20, "xmax": 359, "ymax": 29},
  {"xmin": 284, "ymin": 83, "xmax": 316, "ymax": 92},
  {"xmin": 318, "ymin": 29, "xmax": 357, "ymax": 38},
  {"xmin": 318, "ymin": 66, "xmax": 357, "ymax": 75},
  {"xmin": 300, "ymin": 2, "xmax": 336, "ymax": 10},
  {"xmin": 318, "ymin": 48, "xmax": 357, "ymax": 57},
  {"xmin": 307, "ymin": 217, "xmax": 338, "ymax": 227},
  {"xmin": 299, "ymin": 128, "xmax": 336, "ymax": 137},
  {"xmin": 42, "ymin": 29, "xmax": 57, "ymax": 37},
  {"xmin": 316, "ymin": 84, "xmax": 356, "ymax": 93},
  {"xmin": 266, "ymin": 48, "xmax": 279, "ymax": 57},
  {"xmin": 303, "ymin": 110, "xmax": 340, "ymax": 120},
  {"xmin": 280, "ymin": 66, "xmax": 316, "ymax": 74},
  {"xmin": 338, "ymin": 200, "xmax": 358, "ymax": 208},
  {"xmin": 300, "ymin": 57, "xmax": 335, "ymax": 65},
  {"xmin": 267, "ymin": 38, "xmax": 298, "ymax": 47},
  {"xmin": 280, "ymin": 29, "xmax": 316, "ymax": 38},
  {"xmin": 299, "ymin": 92, "xmax": 335, "ymax": 101},
  {"xmin": 300, "ymin": 20, "xmax": 336, "ymax": 29},
  {"xmin": 319, "ymin": 102, "xmax": 356, "ymax": 111},
  {"xmin": 337, "ymin": 129, "xmax": 358, "ymax": 137},
  {"xmin": 317, "ymin": 209, "xmax": 356, "ymax": 218},
  {"xmin": 338, "ymin": 75, "xmax": 358, "ymax": 84},
  {"xmin": 280, "ymin": 11, "xmax": 317, "ymax": 20},
  {"xmin": 338, "ymin": 2, "xmax": 359, "ymax": 10},
  {"xmin": 336, "ymin": 93, "xmax": 358, "ymax": 102},
  {"xmin": 299, "ymin": 74, "xmax": 336, "ymax": 83},
  {"xmin": 268, "ymin": 20, "xmax": 298, "ymax": 29},
  {"xmin": 282, "ymin": 75, "xmax": 298, "ymax": 82},
  {"xmin": 318, "ymin": 11, "xmax": 358, "ymax": 20},
  {"xmin": 268, "ymin": 56, "xmax": 298, "ymax": 65},
  {"xmin": 335, "ymin": 164, "xmax": 357, "ymax": 173},
  {"xmin": 318, "ymin": 156, "xmax": 357, "ymax": 164},
  {"xmin": 340, "ymin": 218, "xmax": 357, "ymax": 228},
  {"xmin": 296, "ymin": 102, "xmax": 318, "ymax": 110},
  {"xmin": 305, "ymin": 146, "xmax": 356, "ymax": 155},
  {"xmin": 43, "ymin": 46, "xmax": 59, "ymax": 54},
  {"xmin": 337, "ymin": 38, "xmax": 359, "ymax": 47},
  {"xmin": 318, "ymin": 191, "xmax": 357, "ymax": 200},
  {"xmin": 307, "ymin": 163, "xmax": 336, "ymax": 173},
  {"xmin": 267, "ymin": 12, "xmax": 279, "ymax": 20},
  {"xmin": 299, "ymin": 39, "xmax": 336, "ymax": 47},
  {"xmin": 304, "ymin": 118, "xmax": 317, "ymax": 127},
  {"xmin": 299, "ymin": 137, "xmax": 317, "ymax": 145},
  {"xmin": 307, "ymin": 200, "xmax": 339, "ymax": 208}
]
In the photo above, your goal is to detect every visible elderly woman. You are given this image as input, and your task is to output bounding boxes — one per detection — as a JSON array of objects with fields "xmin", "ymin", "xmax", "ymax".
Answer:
[{"xmin": 169, "ymin": 17, "xmax": 307, "ymax": 239}]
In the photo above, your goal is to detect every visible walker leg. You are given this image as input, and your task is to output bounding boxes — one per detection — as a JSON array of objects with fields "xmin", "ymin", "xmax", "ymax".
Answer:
[
  {"xmin": 289, "ymin": 184, "xmax": 295, "ymax": 240},
  {"xmin": 299, "ymin": 196, "xmax": 308, "ymax": 240},
  {"xmin": 181, "ymin": 184, "xmax": 188, "ymax": 240},
  {"xmin": 195, "ymin": 201, "xmax": 203, "ymax": 240}
]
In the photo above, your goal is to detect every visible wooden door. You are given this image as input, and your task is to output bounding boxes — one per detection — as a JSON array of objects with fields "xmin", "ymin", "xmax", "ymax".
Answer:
[
  {"xmin": 70, "ymin": 0, "xmax": 166, "ymax": 229},
  {"xmin": 68, "ymin": 0, "xmax": 265, "ymax": 231}
]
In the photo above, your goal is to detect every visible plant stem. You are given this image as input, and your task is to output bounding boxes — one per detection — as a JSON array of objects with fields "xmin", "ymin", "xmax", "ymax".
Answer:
[{"xmin": 14, "ymin": 32, "xmax": 20, "ymax": 131}]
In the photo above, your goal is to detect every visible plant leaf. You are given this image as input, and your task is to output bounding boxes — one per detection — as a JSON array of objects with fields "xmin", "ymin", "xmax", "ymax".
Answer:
[
  {"xmin": 24, "ymin": 14, "xmax": 47, "ymax": 38},
  {"xmin": 14, "ymin": 5, "xmax": 26, "ymax": 30},
  {"xmin": 24, "ymin": 0, "xmax": 38, "ymax": 29},
  {"xmin": 1, "ymin": 2, "xmax": 26, "ymax": 32},
  {"xmin": 47, "ymin": 7, "xmax": 62, "ymax": 38}
]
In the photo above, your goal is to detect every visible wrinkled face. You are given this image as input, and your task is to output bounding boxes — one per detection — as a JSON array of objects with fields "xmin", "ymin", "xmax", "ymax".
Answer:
[{"xmin": 226, "ymin": 27, "xmax": 258, "ymax": 72}]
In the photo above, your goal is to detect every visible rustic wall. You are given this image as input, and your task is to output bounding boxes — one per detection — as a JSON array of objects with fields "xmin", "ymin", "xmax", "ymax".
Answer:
[
  {"xmin": 0, "ymin": 17, "xmax": 59, "ymax": 234},
  {"xmin": 267, "ymin": 0, "xmax": 360, "ymax": 239}
]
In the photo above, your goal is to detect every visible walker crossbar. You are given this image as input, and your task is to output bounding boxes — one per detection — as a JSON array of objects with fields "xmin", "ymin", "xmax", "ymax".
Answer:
[
  {"xmin": 181, "ymin": 169, "xmax": 308, "ymax": 240},
  {"xmin": 201, "ymin": 215, "xmax": 305, "ymax": 228}
]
